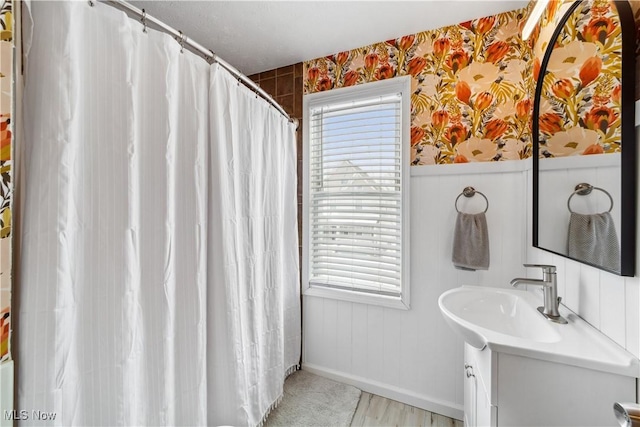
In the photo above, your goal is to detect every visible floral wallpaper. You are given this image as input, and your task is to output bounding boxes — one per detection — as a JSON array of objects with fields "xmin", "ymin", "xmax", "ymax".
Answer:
[
  {"xmin": 303, "ymin": 8, "xmax": 533, "ymax": 165},
  {"xmin": 534, "ymin": 0, "xmax": 625, "ymax": 158},
  {"xmin": 0, "ymin": 0, "xmax": 12, "ymax": 363},
  {"xmin": 630, "ymin": 1, "xmax": 640, "ymax": 99}
]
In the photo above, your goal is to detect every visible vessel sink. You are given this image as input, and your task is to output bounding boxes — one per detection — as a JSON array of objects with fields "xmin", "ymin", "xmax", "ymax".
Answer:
[
  {"xmin": 438, "ymin": 286, "xmax": 561, "ymax": 349},
  {"xmin": 438, "ymin": 285, "xmax": 638, "ymax": 378}
]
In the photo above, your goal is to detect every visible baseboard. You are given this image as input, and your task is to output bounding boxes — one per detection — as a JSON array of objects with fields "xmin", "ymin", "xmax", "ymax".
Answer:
[{"xmin": 302, "ymin": 363, "xmax": 464, "ymax": 421}]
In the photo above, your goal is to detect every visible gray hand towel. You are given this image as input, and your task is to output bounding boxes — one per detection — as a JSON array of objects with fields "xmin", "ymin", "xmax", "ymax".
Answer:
[
  {"xmin": 452, "ymin": 212, "xmax": 490, "ymax": 271},
  {"xmin": 567, "ymin": 212, "xmax": 620, "ymax": 271}
]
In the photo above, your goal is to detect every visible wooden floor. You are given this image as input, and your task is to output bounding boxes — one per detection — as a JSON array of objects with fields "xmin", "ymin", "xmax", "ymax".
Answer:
[{"xmin": 350, "ymin": 392, "xmax": 464, "ymax": 427}]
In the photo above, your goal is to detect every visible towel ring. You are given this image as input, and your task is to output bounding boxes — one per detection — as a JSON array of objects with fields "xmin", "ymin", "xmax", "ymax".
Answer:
[
  {"xmin": 567, "ymin": 183, "xmax": 613, "ymax": 213},
  {"xmin": 455, "ymin": 186, "xmax": 489, "ymax": 213}
]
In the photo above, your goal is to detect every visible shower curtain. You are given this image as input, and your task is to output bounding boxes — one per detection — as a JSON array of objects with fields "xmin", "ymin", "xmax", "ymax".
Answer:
[
  {"xmin": 18, "ymin": 2, "xmax": 300, "ymax": 426},
  {"xmin": 207, "ymin": 64, "xmax": 301, "ymax": 426}
]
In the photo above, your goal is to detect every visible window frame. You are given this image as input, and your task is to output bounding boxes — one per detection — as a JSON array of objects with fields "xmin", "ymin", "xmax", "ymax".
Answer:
[{"xmin": 302, "ymin": 76, "xmax": 411, "ymax": 310}]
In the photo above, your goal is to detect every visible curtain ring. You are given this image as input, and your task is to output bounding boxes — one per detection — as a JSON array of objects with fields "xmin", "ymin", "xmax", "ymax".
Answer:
[
  {"xmin": 141, "ymin": 9, "xmax": 148, "ymax": 33},
  {"xmin": 178, "ymin": 31, "xmax": 186, "ymax": 53}
]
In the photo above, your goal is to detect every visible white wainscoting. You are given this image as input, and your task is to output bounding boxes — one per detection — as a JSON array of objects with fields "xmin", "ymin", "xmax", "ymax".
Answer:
[
  {"xmin": 304, "ymin": 120, "xmax": 640, "ymax": 413},
  {"xmin": 304, "ymin": 152, "xmax": 640, "ymax": 414},
  {"xmin": 303, "ymin": 161, "xmax": 530, "ymax": 419},
  {"xmin": 525, "ymin": 124, "xmax": 640, "ymax": 398},
  {"xmin": 526, "ymin": 170, "xmax": 640, "ymax": 361},
  {"xmin": 538, "ymin": 154, "xmax": 621, "ymax": 258},
  {"xmin": 526, "ymin": 163, "xmax": 640, "ymax": 399}
]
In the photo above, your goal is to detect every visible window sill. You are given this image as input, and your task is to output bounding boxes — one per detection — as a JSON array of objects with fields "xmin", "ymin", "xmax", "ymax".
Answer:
[{"xmin": 303, "ymin": 285, "xmax": 410, "ymax": 310}]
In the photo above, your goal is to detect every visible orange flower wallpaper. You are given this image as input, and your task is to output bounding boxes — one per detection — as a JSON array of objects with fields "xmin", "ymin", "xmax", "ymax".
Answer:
[
  {"xmin": 304, "ymin": 8, "xmax": 533, "ymax": 165},
  {"xmin": 0, "ymin": 0, "xmax": 11, "ymax": 363},
  {"xmin": 534, "ymin": 0, "xmax": 625, "ymax": 158},
  {"xmin": 630, "ymin": 1, "xmax": 640, "ymax": 99}
]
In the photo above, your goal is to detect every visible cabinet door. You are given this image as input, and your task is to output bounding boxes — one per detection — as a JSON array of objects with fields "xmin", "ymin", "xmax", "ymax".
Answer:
[
  {"xmin": 497, "ymin": 353, "xmax": 635, "ymax": 426},
  {"xmin": 465, "ymin": 344, "xmax": 497, "ymax": 427},
  {"xmin": 463, "ymin": 363, "xmax": 476, "ymax": 426},
  {"xmin": 475, "ymin": 377, "xmax": 497, "ymax": 427}
]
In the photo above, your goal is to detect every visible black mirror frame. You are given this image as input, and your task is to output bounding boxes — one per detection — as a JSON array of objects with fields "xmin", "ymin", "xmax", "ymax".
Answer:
[{"xmin": 532, "ymin": 0, "xmax": 636, "ymax": 276}]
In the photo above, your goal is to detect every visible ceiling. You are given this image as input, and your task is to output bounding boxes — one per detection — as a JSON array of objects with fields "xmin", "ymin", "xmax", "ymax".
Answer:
[{"xmin": 128, "ymin": 1, "xmax": 530, "ymax": 76}]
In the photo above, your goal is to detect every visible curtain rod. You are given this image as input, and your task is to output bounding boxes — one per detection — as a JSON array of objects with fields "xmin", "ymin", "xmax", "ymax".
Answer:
[{"xmin": 94, "ymin": 0, "xmax": 297, "ymax": 126}]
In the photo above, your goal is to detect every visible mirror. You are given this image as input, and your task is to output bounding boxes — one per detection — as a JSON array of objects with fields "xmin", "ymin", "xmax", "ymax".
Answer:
[{"xmin": 533, "ymin": 0, "xmax": 636, "ymax": 276}]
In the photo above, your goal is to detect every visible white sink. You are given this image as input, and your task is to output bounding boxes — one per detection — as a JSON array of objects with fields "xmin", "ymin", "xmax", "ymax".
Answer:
[
  {"xmin": 438, "ymin": 286, "xmax": 560, "ymax": 349},
  {"xmin": 438, "ymin": 286, "xmax": 639, "ymax": 377}
]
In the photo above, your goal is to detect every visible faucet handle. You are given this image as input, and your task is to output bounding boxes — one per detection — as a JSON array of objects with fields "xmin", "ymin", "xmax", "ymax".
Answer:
[{"xmin": 523, "ymin": 264, "xmax": 556, "ymax": 273}]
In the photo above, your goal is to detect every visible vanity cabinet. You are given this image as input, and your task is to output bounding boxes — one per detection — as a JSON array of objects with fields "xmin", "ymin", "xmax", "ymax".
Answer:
[
  {"xmin": 463, "ymin": 344, "xmax": 496, "ymax": 426},
  {"xmin": 463, "ymin": 343, "xmax": 636, "ymax": 427}
]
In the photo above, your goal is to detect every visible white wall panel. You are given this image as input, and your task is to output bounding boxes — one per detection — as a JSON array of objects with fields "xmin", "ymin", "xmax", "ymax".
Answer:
[
  {"xmin": 530, "ymin": 245, "xmax": 640, "ymax": 356},
  {"xmin": 381, "ymin": 308, "xmax": 402, "ymax": 386},
  {"xmin": 322, "ymin": 298, "xmax": 338, "ymax": 371},
  {"xmin": 600, "ymin": 274, "xmax": 626, "ymax": 347},
  {"xmin": 538, "ymin": 158, "xmax": 621, "ymax": 257},
  {"xmin": 398, "ymin": 301, "xmax": 422, "ymax": 394},
  {"xmin": 553, "ymin": 253, "xmax": 567, "ymax": 301},
  {"xmin": 303, "ymin": 296, "xmax": 324, "ymax": 366},
  {"xmin": 335, "ymin": 301, "xmax": 353, "ymax": 374},
  {"xmin": 625, "ymin": 279, "xmax": 640, "ymax": 358},
  {"xmin": 527, "ymin": 145, "xmax": 640, "ymax": 359},
  {"xmin": 365, "ymin": 305, "xmax": 385, "ymax": 381},
  {"xmin": 350, "ymin": 303, "xmax": 369, "ymax": 379},
  {"xmin": 579, "ymin": 264, "xmax": 601, "ymax": 328},
  {"xmin": 304, "ymin": 156, "xmax": 640, "ymax": 417},
  {"xmin": 303, "ymin": 164, "xmax": 530, "ymax": 418},
  {"xmin": 563, "ymin": 256, "xmax": 581, "ymax": 307}
]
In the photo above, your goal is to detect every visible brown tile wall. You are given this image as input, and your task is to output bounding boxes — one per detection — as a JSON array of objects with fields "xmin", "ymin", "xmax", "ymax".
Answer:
[{"xmin": 248, "ymin": 63, "xmax": 304, "ymax": 265}]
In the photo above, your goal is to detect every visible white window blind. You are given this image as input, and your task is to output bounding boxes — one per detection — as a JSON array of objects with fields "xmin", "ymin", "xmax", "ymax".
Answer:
[{"xmin": 308, "ymin": 92, "xmax": 404, "ymax": 297}]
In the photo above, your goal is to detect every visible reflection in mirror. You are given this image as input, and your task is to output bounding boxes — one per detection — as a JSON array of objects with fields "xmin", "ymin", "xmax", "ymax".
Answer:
[{"xmin": 533, "ymin": 0, "xmax": 635, "ymax": 276}]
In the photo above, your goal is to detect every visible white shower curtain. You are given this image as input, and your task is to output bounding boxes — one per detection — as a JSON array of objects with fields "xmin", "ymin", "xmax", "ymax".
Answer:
[
  {"xmin": 207, "ymin": 64, "xmax": 300, "ymax": 426},
  {"xmin": 18, "ymin": 2, "xmax": 299, "ymax": 426}
]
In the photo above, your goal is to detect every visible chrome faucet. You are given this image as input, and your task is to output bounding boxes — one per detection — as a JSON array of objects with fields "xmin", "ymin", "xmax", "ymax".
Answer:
[{"xmin": 510, "ymin": 264, "xmax": 568, "ymax": 324}]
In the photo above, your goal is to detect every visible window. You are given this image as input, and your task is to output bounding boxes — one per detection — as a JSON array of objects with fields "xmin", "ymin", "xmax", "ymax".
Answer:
[{"xmin": 302, "ymin": 77, "xmax": 411, "ymax": 309}]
